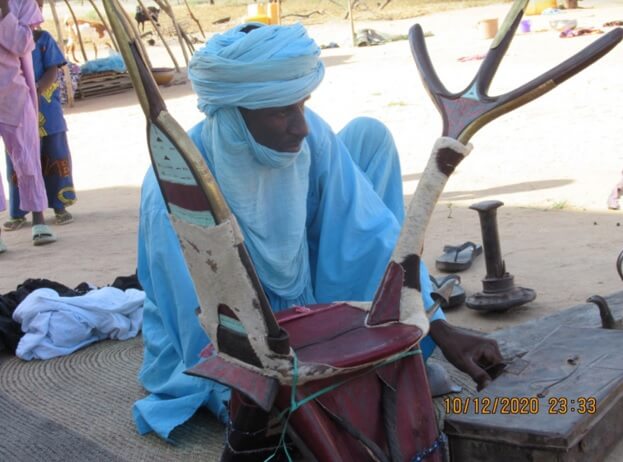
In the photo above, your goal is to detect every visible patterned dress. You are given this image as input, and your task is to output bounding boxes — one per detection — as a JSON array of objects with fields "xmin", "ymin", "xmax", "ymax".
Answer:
[{"xmin": 6, "ymin": 30, "xmax": 76, "ymax": 217}]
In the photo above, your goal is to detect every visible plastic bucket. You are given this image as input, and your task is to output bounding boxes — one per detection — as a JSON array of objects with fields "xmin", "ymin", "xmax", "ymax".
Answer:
[
  {"xmin": 478, "ymin": 18, "xmax": 498, "ymax": 39},
  {"xmin": 520, "ymin": 19, "xmax": 531, "ymax": 33}
]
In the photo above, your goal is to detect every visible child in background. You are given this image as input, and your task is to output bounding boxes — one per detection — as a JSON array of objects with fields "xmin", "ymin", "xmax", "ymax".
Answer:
[
  {"xmin": 3, "ymin": 28, "xmax": 76, "ymax": 232},
  {"xmin": 0, "ymin": 0, "xmax": 55, "ymax": 253}
]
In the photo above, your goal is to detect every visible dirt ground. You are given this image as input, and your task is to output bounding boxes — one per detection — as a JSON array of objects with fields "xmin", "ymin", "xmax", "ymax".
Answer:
[{"xmin": 1, "ymin": 0, "xmax": 623, "ymax": 338}]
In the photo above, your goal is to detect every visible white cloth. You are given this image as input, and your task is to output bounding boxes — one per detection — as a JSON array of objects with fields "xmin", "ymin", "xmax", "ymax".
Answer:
[{"xmin": 13, "ymin": 287, "xmax": 145, "ymax": 360}]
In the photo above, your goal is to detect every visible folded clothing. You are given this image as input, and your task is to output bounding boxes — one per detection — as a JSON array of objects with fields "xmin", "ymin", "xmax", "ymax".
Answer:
[{"xmin": 13, "ymin": 286, "xmax": 144, "ymax": 360}]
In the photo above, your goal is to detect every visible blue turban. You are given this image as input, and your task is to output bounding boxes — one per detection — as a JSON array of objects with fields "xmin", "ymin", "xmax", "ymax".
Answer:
[
  {"xmin": 188, "ymin": 23, "xmax": 325, "ymax": 115},
  {"xmin": 187, "ymin": 23, "xmax": 326, "ymax": 309}
]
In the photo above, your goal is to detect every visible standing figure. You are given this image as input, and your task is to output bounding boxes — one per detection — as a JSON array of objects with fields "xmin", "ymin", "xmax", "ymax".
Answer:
[
  {"xmin": 607, "ymin": 171, "xmax": 623, "ymax": 210},
  {"xmin": 0, "ymin": 0, "xmax": 56, "ymax": 253},
  {"xmin": 4, "ymin": 28, "xmax": 76, "ymax": 231}
]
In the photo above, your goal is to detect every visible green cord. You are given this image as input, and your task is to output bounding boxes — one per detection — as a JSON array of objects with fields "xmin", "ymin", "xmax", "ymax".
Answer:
[{"xmin": 264, "ymin": 348, "xmax": 423, "ymax": 461}]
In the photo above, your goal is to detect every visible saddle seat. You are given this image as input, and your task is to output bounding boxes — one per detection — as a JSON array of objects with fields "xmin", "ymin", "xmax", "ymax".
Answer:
[
  {"xmin": 274, "ymin": 301, "xmax": 423, "ymax": 367},
  {"xmin": 189, "ymin": 301, "xmax": 441, "ymax": 462}
]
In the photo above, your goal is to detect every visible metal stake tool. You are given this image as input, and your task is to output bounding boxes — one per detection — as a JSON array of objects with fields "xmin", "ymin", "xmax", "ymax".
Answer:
[{"xmin": 466, "ymin": 200, "xmax": 536, "ymax": 312}]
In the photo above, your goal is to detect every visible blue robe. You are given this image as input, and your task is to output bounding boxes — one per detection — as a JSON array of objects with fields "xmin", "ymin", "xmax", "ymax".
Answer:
[{"xmin": 133, "ymin": 110, "xmax": 445, "ymax": 439}]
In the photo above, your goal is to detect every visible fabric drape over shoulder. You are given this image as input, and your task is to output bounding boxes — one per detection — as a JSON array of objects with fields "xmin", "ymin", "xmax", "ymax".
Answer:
[{"xmin": 189, "ymin": 23, "xmax": 326, "ymax": 309}]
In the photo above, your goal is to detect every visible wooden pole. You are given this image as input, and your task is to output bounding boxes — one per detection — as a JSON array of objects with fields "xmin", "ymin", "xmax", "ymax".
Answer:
[
  {"xmin": 182, "ymin": 0, "xmax": 205, "ymax": 39},
  {"xmin": 347, "ymin": 0, "xmax": 356, "ymax": 46},
  {"xmin": 63, "ymin": 0, "xmax": 88, "ymax": 61},
  {"xmin": 47, "ymin": 0, "xmax": 74, "ymax": 106},
  {"xmin": 106, "ymin": 0, "xmax": 155, "ymax": 71},
  {"xmin": 122, "ymin": 0, "xmax": 155, "ymax": 71},
  {"xmin": 153, "ymin": 0, "xmax": 190, "ymax": 66},
  {"xmin": 85, "ymin": 0, "xmax": 119, "ymax": 52},
  {"xmin": 136, "ymin": 0, "xmax": 180, "ymax": 72},
  {"xmin": 170, "ymin": 0, "xmax": 191, "ymax": 62},
  {"xmin": 178, "ymin": 26, "xmax": 195, "ymax": 53}
]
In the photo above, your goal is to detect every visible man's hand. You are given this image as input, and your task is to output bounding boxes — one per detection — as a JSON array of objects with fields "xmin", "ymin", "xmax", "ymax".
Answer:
[{"xmin": 429, "ymin": 319, "xmax": 503, "ymax": 391}]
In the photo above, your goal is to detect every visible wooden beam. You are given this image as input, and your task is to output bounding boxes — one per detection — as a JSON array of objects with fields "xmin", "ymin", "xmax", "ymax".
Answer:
[
  {"xmin": 137, "ymin": 0, "xmax": 180, "ymax": 72},
  {"xmin": 63, "ymin": 0, "xmax": 88, "ymax": 62},
  {"xmin": 153, "ymin": 0, "xmax": 190, "ymax": 67},
  {"xmin": 347, "ymin": 0, "xmax": 356, "ymax": 46},
  {"xmin": 85, "ymin": 0, "xmax": 119, "ymax": 52},
  {"xmin": 47, "ymin": 0, "xmax": 74, "ymax": 106},
  {"xmin": 182, "ymin": 0, "xmax": 205, "ymax": 39}
]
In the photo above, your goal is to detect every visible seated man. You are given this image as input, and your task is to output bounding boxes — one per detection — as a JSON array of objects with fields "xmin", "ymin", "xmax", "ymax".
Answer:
[{"xmin": 134, "ymin": 22, "xmax": 502, "ymax": 439}]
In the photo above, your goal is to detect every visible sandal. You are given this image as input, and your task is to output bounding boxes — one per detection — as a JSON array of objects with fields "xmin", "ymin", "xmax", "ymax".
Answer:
[
  {"xmin": 430, "ymin": 274, "xmax": 466, "ymax": 309},
  {"xmin": 435, "ymin": 241, "xmax": 483, "ymax": 273},
  {"xmin": 3, "ymin": 217, "xmax": 27, "ymax": 231},
  {"xmin": 55, "ymin": 211, "xmax": 74, "ymax": 225},
  {"xmin": 32, "ymin": 224, "xmax": 57, "ymax": 246}
]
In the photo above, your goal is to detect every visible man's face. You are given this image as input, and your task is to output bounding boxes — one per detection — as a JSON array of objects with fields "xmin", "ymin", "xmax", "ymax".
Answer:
[{"xmin": 240, "ymin": 97, "xmax": 310, "ymax": 153}]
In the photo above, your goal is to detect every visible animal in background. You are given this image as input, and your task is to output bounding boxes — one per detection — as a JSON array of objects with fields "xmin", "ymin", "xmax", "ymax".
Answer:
[
  {"xmin": 135, "ymin": 6, "xmax": 161, "ymax": 32},
  {"xmin": 64, "ymin": 17, "xmax": 113, "ymax": 62}
]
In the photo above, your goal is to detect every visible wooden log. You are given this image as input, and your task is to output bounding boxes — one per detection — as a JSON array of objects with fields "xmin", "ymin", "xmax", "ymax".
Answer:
[{"xmin": 281, "ymin": 10, "xmax": 324, "ymax": 19}]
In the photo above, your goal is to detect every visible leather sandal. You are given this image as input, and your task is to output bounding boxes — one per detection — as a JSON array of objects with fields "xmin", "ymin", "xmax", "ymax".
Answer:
[
  {"xmin": 435, "ymin": 241, "xmax": 482, "ymax": 272},
  {"xmin": 3, "ymin": 217, "xmax": 27, "ymax": 231},
  {"xmin": 55, "ymin": 211, "xmax": 74, "ymax": 225}
]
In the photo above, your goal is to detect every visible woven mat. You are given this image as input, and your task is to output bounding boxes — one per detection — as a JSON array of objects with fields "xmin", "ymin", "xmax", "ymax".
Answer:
[
  {"xmin": 0, "ymin": 336, "xmax": 224, "ymax": 461},
  {"xmin": 7, "ymin": 293, "xmax": 621, "ymax": 460}
]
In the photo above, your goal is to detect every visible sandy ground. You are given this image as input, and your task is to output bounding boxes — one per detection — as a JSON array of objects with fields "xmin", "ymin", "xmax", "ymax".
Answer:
[{"xmin": 1, "ymin": 0, "xmax": 623, "ymax": 339}]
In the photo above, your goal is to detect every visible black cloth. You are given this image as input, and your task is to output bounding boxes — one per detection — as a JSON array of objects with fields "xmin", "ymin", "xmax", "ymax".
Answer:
[{"xmin": 110, "ymin": 273, "xmax": 142, "ymax": 291}]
